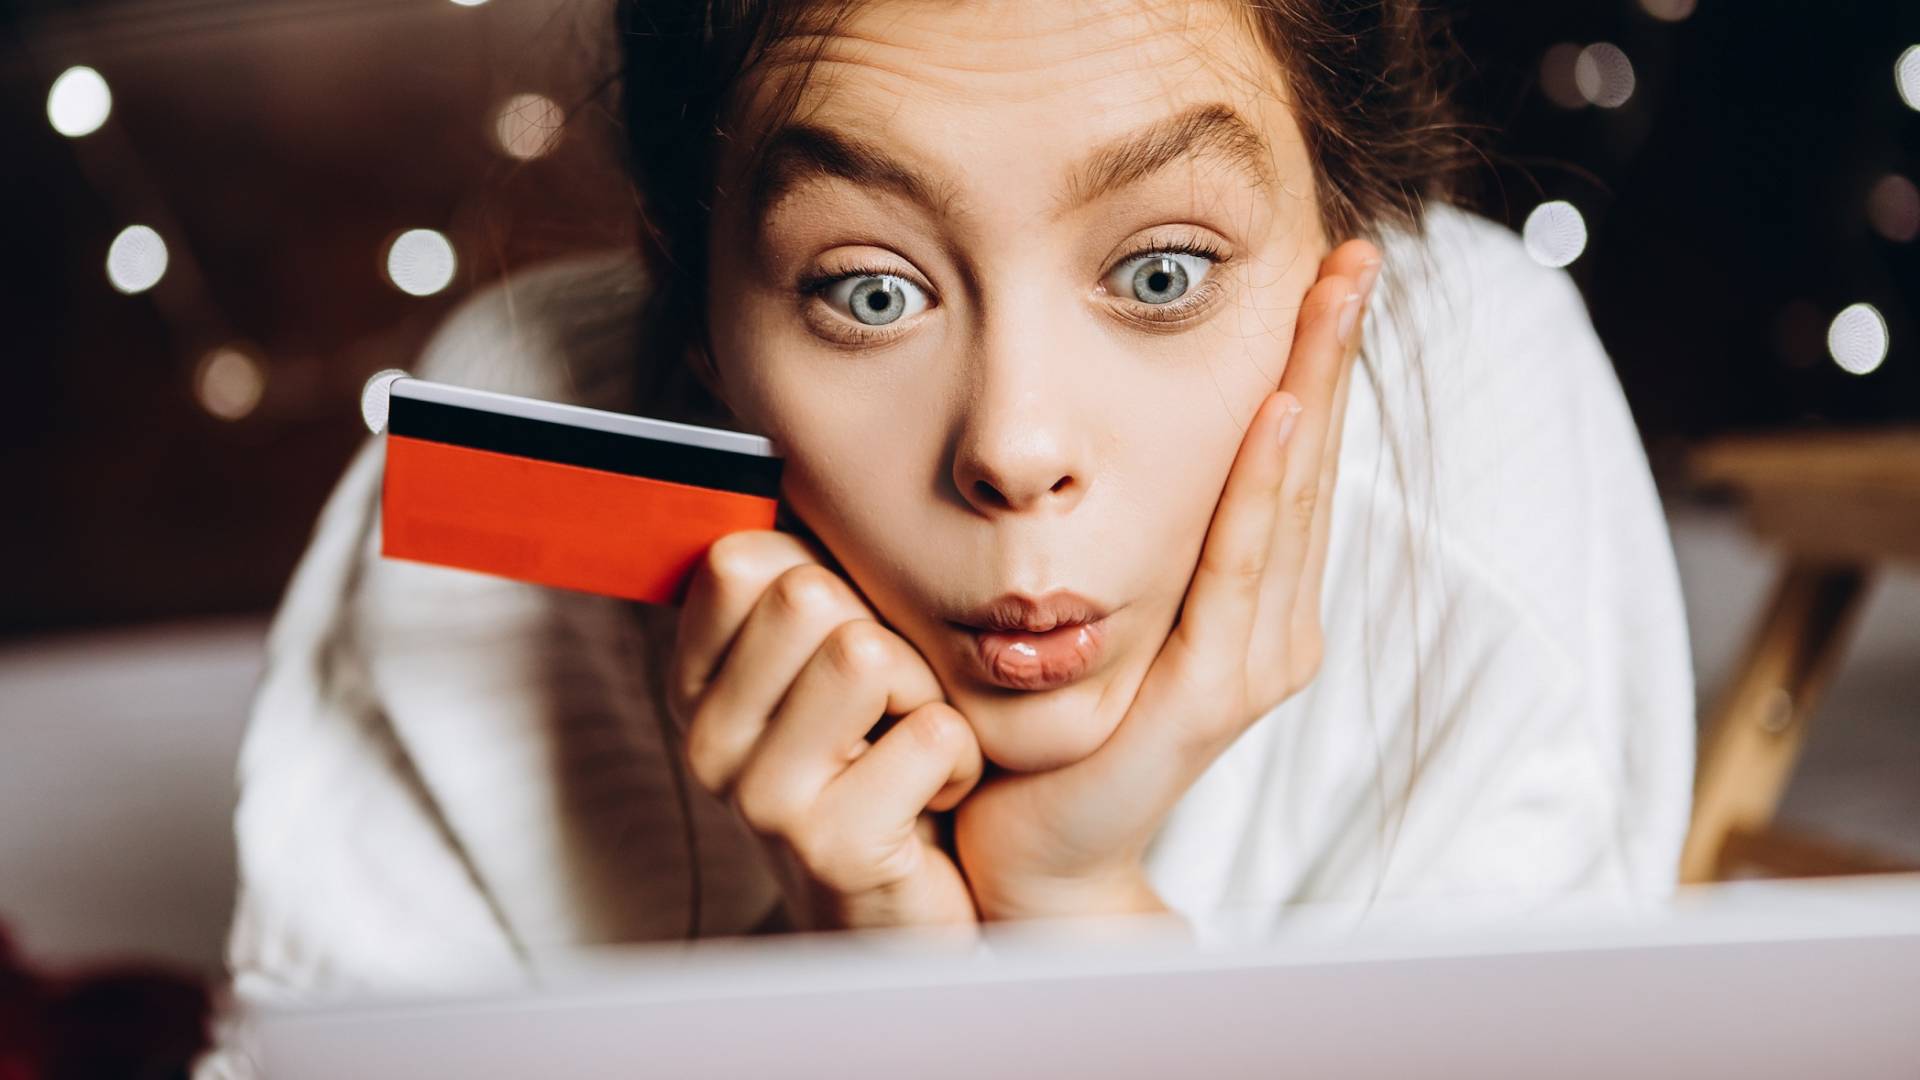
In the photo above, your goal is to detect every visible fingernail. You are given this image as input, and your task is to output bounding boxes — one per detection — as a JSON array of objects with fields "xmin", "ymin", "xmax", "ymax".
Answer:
[
  {"xmin": 1357, "ymin": 258, "xmax": 1382, "ymax": 305},
  {"xmin": 1336, "ymin": 290, "xmax": 1363, "ymax": 348},
  {"xmin": 1275, "ymin": 394, "xmax": 1303, "ymax": 448}
]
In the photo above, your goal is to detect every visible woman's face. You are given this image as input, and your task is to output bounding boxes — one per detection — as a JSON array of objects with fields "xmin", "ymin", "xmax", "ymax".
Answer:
[{"xmin": 705, "ymin": 0, "xmax": 1326, "ymax": 772}]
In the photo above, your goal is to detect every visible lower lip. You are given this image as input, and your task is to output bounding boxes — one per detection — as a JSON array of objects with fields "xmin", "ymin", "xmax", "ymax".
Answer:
[{"xmin": 957, "ymin": 616, "xmax": 1110, "ymax": 691}]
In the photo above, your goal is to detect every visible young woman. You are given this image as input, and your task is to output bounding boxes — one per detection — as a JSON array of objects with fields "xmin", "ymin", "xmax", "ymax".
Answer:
[{"xmin": 207, "ymin": 0, "xmax": 1695, "ymax": 1042}]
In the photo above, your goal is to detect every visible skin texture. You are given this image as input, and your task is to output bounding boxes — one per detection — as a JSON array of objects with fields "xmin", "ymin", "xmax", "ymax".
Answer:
[
  {"xmin": 707, "ymin": 0, "xmax": 1335, "ymax": 772},
  {"xmin": 672, "ymin": 0, "xmax": 1382, "ymax": 927}
]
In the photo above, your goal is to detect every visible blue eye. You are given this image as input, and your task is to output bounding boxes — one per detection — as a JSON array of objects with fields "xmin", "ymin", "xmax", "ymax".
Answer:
[
  {"xmin": 823, "ymin": 274, "xmax": 930, "ymax": 326},
  {"xmin": 1105, "ymin": 251, "xmax": 1214, "ymax": 305}
]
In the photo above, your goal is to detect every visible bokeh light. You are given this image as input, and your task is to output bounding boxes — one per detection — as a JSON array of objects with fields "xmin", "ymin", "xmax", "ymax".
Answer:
[
  {"xmin": 1637, "ymin": 0, "xmax": 1697, "ymax": 22},
  {"xmin": 195, "ymin": 347, "xmax": 267, "ymax": 421},
  {"xmin": 105, "ymin": 225, "xmax": 168, "ymax": 294},
  {"xmin": 47, "ymin": 66, "xmax": 112, "ymax": 138},
  {"xmin": 1827, "ymin": 303, "xmax": 1889, "ymax": 375},
  {"xmin": 1575, "ymin": 43, "xmax": 1636, "ymax": 108},
  {"xmin": 385, "ymin": 229, "xmax": 457, "ymax": 296},
  {"xmin": 1867, "ymin": 174, "xmax": 1920, "ymax": 243},
  {"xmin": 361, "ymin": 368, "xmax": 411, "ymax": 434},
  {"xmin": 1539, "ymin": 43, "xmax": 1587, "ymax": 109},
  {"xmin": 1523, "ymin": 201, "xmax": 1588, "ymax": 268},
  {"xmin": 492, "ymin": 93, "xmax": 565, "ymax": 160},
  {"xmin": 1898, "ymin": 46, "xmax": 1920, "ymax": 112}
]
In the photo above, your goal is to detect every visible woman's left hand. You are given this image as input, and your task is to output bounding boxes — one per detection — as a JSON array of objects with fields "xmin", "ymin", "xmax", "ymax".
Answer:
[{"xmin": 950, "ymin": 238, "xmax": 1383, "ymax": 922}]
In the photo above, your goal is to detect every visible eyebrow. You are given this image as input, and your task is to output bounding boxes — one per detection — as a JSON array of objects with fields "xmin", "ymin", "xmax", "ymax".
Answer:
[
  {"xmin": 1062, "ymin": 102, "xmax": 1276, "ymax": 211},
  {"xmin": 746, "ymin": 101, "xmax": 1276, "ymax": 227},
  {"xmin": 749, "ymin": 122, "xmax": 967, "ymax": 224}
]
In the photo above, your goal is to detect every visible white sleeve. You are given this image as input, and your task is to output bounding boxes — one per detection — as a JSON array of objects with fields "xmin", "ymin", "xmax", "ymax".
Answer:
[
  {"xmin": 225, "ymin": 438, "xmax": 525, "ymax": 996},
  {"xmin": 192, "ymin": 438, "xmax": 525, "ymax": 1080},
  {"xmin": 196, "ymin": 261, "xmax": 782, "ymax": 1078},
  {"xmin": 1359, "ymin": 210, "xmax": 1697, "ymax": 905}
]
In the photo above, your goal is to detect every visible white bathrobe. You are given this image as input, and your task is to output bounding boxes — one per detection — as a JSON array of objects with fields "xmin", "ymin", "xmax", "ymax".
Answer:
[{"xmin": 197, "ymin": 204, "xmax": 1695, "ymax": 1074}]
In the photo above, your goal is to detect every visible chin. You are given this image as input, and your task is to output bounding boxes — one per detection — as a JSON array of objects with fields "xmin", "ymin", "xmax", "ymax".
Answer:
[{"xmin": 946, "ymin": 680, "xmax": 1128, "ymax": 773}]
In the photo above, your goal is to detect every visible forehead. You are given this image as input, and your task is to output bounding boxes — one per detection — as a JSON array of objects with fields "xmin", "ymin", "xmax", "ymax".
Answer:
[{"xmin": 722, "ymin": 0, "xmax": 1303, "ymax": 214}]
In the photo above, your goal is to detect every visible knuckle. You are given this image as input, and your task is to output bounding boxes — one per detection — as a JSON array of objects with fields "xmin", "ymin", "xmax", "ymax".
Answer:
[
  {"xmin": 702, "ymin": 531, "xmax": 764, "ymax": 589},
  {"xmin": 799, "ymin": 827, "xmax": 910, "ymax": 894},
  {"xmin": 1203, "ymin": 546, "xmax": 1267, "ymax": 586},
  {"xmin": 865, "ymin": 842, "xmax": 922, "ymax": 891},
  {"xmin": 823, "ymin": 619, "xmax": 894, "ymax": 681},
  {"xmin": 666, "ymin": 654, "xmax": 701, "ymax": 726},
  {"xmin": 731, "ymin": 773, "xmax": 803, "ymax": 835},
  {"xmin": 901, "ymin": 702, "xmax": 960, "ymax": 752},
  {"xmin": 771, "ymin": 563, "xmax": 847, "ymax": 620},
  {"xmin": 666, "ymin": 665, "xmax": 702, "ymax": 728},
  {"xmin": 1289, "ymin": 482, "xmax": 1321, "ymax": 528},
  {"xmin": 789, "ymin": 827, "xmax": 856, "ymax": 887},
  {"xmin": 681, "ymin": 716, "xmax": 731, "ymax": 796},
  {"xmin": 672, "ymin": 687, "xmax": 707, "ymax": 732},
  {"xmin": 1233, "ymin": 549, "xmax": 1270, "ymax": 583}
]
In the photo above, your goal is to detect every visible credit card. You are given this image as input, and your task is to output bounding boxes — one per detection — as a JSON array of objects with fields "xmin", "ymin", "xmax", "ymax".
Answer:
[{"xmin": 365, "ymin": 371, "xmax": 784, "ymax": 606}]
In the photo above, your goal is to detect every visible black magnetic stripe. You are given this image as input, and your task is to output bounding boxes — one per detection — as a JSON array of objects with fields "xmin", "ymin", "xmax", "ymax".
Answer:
[{"xmin": 388, "ymin": 395, "xmax": 783, "ymax": 498}]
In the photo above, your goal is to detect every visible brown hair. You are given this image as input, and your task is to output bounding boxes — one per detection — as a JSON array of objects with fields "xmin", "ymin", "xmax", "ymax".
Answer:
[
  {"xmin": 612, "ymin": 0, "xmax": 1481, "ymax": 935},
  {"xmin": 615, "ymin": 0, "xmax": 1478, "ymax": 418}
]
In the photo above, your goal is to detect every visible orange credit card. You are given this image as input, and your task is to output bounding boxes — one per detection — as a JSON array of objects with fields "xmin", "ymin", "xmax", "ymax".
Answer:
[{"xmin": 369, "ymin": 374, "xmax": 784, "ymax": 607}]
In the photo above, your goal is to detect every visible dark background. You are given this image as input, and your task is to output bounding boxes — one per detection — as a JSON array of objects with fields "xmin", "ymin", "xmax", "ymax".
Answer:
[
  {"xmin": 1449, "ymin": 0, "xmax": 1920, "ymax": 440},
  {"xmin": 4, "ymin": 0, "xmax": 1917, "ymax": 637}
]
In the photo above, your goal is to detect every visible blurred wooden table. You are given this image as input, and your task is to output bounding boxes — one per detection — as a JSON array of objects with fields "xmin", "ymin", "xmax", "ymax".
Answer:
[{"xmin": 1680, "ymin": 427, "xmax": 1920, "ymax": 882}]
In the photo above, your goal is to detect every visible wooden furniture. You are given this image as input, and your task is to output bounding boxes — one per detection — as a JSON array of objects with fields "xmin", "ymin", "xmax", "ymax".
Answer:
[{"xmin": 1680, "ymin": 428, "xmax": 1920, "ymax": 883}]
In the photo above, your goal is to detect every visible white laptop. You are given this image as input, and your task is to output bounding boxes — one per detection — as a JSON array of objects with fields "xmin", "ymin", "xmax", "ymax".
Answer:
[{"xmin": 234, "ymin": 873, "xmax": 1920, "ymax": 1079}]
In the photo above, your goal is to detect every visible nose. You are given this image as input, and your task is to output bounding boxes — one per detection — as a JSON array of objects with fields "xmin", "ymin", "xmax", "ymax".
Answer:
[{"xmin": 950, "ymin": 360, "xmax": 1090, "ymax": 518}]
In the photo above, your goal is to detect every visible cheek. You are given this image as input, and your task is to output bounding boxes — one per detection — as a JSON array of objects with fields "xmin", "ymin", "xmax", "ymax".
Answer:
[
  {"xmin": 703, "ymin": 275, "xmax": 787, "ymax": 433},
  {"xmin": 725, "ymin": 364, "xmax": 944, "ymax": 621},
  {"xmin": 745, "ymin": 383, "xmax": 918, "ymax": 577},
  {"xmin": 1125, "ymin": 390, "xmax": 1250, "ymax": 602},
  {"xmin": 1113, "ymin": 273, "xmax": 1316, "ymax": 601},
  {"xmin": 703, "ymin": 284, "xmax": 956, "ymax": 655},
  {"xmin": 1226, "ymin": 253, "xmax": 1320, "ymax": 388}
]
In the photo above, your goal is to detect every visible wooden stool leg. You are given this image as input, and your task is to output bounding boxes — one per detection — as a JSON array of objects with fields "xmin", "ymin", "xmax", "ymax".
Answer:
[{"xmin": 1679, "ymin": 558, "xmax": 1874, "ymax": 883}]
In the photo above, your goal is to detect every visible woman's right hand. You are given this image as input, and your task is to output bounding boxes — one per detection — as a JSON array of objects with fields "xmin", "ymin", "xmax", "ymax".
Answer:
[{"xmin": 667, "ymin": 529, "xmax": 984, "ymax": 932}]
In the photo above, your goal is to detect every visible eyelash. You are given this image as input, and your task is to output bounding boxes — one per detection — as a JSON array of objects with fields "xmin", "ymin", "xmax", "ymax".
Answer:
[
  {"xmin": 795, "ymin": 263, "xmax": 926, "ymax": 346},
  {"xmin": 1105, "ymin": 238, "xmax": 1231, "ymax": 327},
  {"xmin": 1123, "ymin": 238, "xmax": 1228, "ymax": 265},
  {"xmin": 795, "ymin": 237, "xmax": 1232, "ymax": 343},
  {"xmin": 796, "ymin": 263, "xmax": 900, "ymax": 296}
]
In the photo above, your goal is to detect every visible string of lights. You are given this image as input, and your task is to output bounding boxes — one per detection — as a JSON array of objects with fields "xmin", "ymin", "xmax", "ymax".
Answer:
[
  {"xmin": 30, "ymin": 0, "xmax": 568, "ymax": 423},
  {"xmin": 1511, "ymin": 6, "xmax": 1906, "ymax": 381},
  {"xmin": 19, "ymin": 0, "xmax": 1917, "ymax": 432}
]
